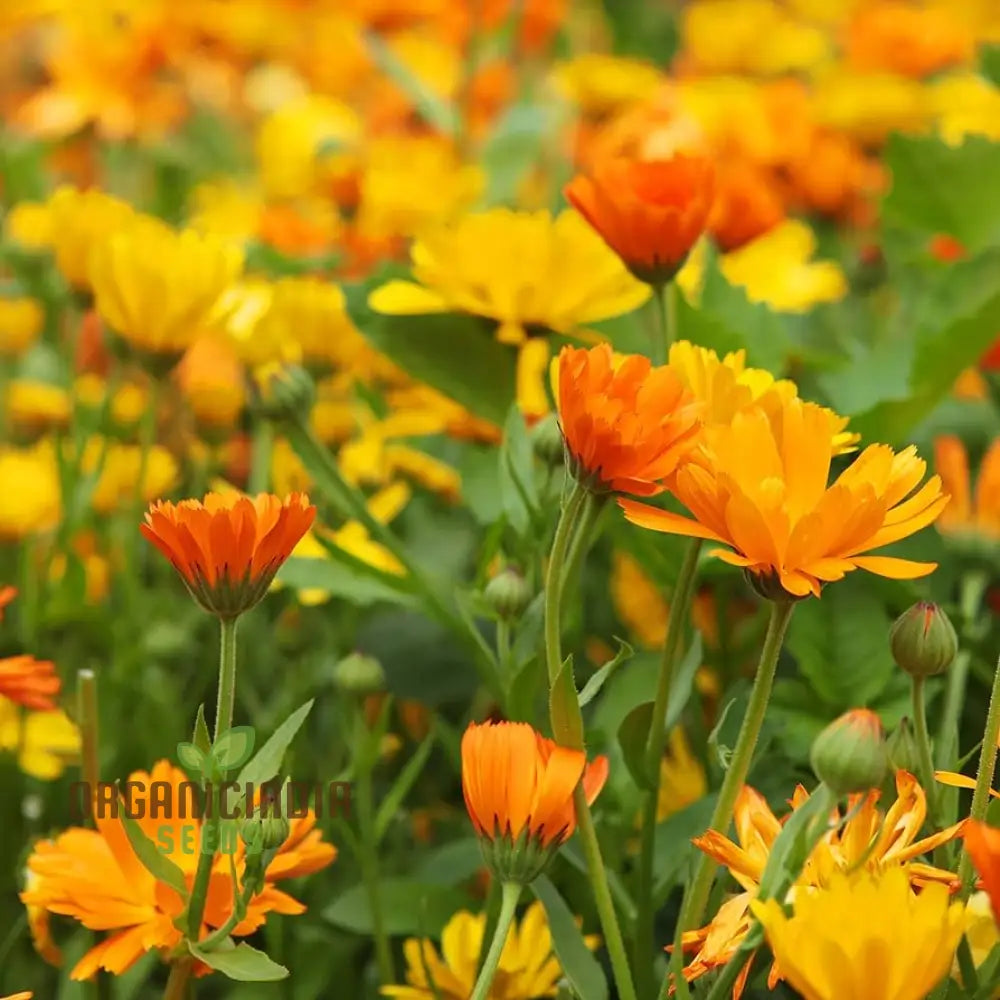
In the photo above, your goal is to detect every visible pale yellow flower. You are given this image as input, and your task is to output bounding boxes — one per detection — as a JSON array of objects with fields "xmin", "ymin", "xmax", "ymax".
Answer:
[
  {"xmin": 0, "ymin": 441, "xmax": 61, "ymax": 538},
  {"xmin": 5, "ymin": 380, "xmax": 71, "ymax": 434},
  {"xmin": 76, "ymin": 438, "xmax": 179, "ymax": 515},
  {"xmin": 552, "ymin": 54, "xmax": 663, "ymax": 116},
  {"xmin": 0, "ymin": 697, "xmax": 80, "ymax": 780},
  {"xmin": 0, "ymin": 298, "xmax": 43, "ymax": 357},
  {"xmin": 45, "ymin": 187, "xmax": 135, "ymax": 289}
]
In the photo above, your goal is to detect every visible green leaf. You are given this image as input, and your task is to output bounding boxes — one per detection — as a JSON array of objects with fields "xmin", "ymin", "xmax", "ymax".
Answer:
[
  {"xmin": 617, "ymin": 701, "xmax": 655, "ymax": 791},
  {"xmin": 498, "ymin": 404, "xmax": 539, "ymax": 536},
  {"xmin": 188, "ymin": 940, "xmax": 288, "ymax": 981},
  {"xmin": 414, "ymin": 838, "xmax": 485, "ymax": 886},
  {"xmin": 324, "ymin": 879, "xmax": 471, "ymax": 936},
  {"xmin": 118, "ymin": 807, "xmax": 188, "ymax": 899},
  {"xmin": 192, "ymin": 705, "xmax": 211, "ymax": 755},
  {"xmin": 238, "ymin": 701, "xmax": 314, "ymax": 787},
  {"xmin": 176, "ymin": 743, "xmax": 206, "ymax": 774},
  {"xmin": 664, "ymin": 635, "xmax": 704, "ymax": 733},
  {"xmin": 374, "ymin": 728, "xmax": 437, "ymax": 843},
  {"xmin": 578, "ymin": 638, "xmax": 633, "ymax": 708},
  {"xmin": 278, "ymin": 555, "xmax": 414, "ymax": 608},
  {"xmin": 345, "ymin": 284, "xmax": 516, "ymax": 426},
  {"xmin": 785, "ymin": 583, "xmax": 895, "ymax": 709},
  {"xmin": 652, "ymin": 795, "xmax": 718, "ymax": 904},
  {"xmin": 882, "ymin": 135, "xmax": 1000, "ymax": 253},
  {"xmin": 212, "ymin": 726, "xmax": 255, "ymax": 771},
  {"xmin": 531, "ymin": 876, "xmax": 609, "ymax": 1000},
  {"xmin": 549, "ymin": 655, "xmax": 585, "ymax": 749},
  {"xmin": 983, "ymin": 44, "xmax": 1000, "ymax": 88}
]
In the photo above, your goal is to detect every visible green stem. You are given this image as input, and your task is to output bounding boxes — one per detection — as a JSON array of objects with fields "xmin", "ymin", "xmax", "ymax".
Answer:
[
  {"xmin": 163, "ymin": 958, "xmax": 192, "ymax": 1000},
  {"xmin": 187, "ymin": 618, "xmax": 239, "ymax": 941},
  {"xmin": 634, "ymin": 539, "xmax": 702, "ymax": 998},
  {"xmin": 356, "ymin": 751, "xmax": 395, "ymax": 984},
  {"xmin": 128, "ymin": 377, "xmax": 160, "ymax": 583},
  {"xmin": 248, "ymin": 418, "xmax": 273, "ymax": 495},
  {"xmin": 702, "ymin": 945, "xmax": 752, "ymax": 1000},
  {"xmin": 559, "ymin": 491, "xmax": 604, "ymax": 602},
  {"xmin": 670, "ymin": 600, "xmax": 795, "ymax": 947},
  {"xmin": 911, "ymin": 677, "xmax": 940, "ymax": 823},
  {"xmin": 937, "ymin": 651, "xmax": 970, "ymax": 768},
  {"xmin": 469, "ymin": 882, "xmax": 520, "ymax": 1000},
  {"xmin": 656, "ymin": 281, "xmax": 678, "ymax": 359},
  {"xmin": 544, "ymin": 482, "xmax": 587, "ymax": 688},
  {"xmin": 958, "ymin": 651, "xmax": 1000, "ymax": 895}
]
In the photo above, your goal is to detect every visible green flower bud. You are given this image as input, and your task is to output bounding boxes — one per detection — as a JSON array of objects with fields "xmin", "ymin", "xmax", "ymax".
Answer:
[
  {"xmin": 810, "ymin": 708, "xmax": 889, "ymax": 796},
  {"xmin": 483, "ymin": 568, "xmax": 532, "ymax": 621},
  {"xmin": 333, "ymin": 651, "xmax": 385, "ymax": 695},
  {"xmin": 241, "ymin": 813, "xmax": 290, "ymax": 852},
  {"xmin": 886, "ymin": 717, "xmax": 921, "ymax": 774},
  {"xmin": 531, "ymin": 413, "xmax": 565, "ymax": 467},
  {"xmin": 890, "ymin": 602, "xmax": 958, "ymax": 678},
  {"xmin": 251, "ymin": 362, "xmax": 316, "ymax": 422}
]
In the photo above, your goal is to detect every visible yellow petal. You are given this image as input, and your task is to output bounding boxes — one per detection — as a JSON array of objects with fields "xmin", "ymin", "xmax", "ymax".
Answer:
[{"xmin": 368, "ymin": 281, "xmax": 450, "ymax": 315}]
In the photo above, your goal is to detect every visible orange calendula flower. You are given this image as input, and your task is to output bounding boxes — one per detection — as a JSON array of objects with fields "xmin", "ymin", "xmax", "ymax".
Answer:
[
  {"xmin": 461, "ymin": 720, "xmax": 608, "ymax": 883},
  {"xmin": 141, "ymin": 492, "xmax": 316, "ymax": 619},
  {"xmin": 621, "ymin": 395, "xmax": 946, "ymax": 597},
  {"xmin": 681, "ymin": 771, "xmax": 964, "ymax": 995},
  {"xmin": 21, "ymin": 760, "xmax": 335, "ymax": 979},
  {"xmin": 934, "ymin": 435, "xmax": 1000, "ymax": 541},
  {"xmin": 557, "ymin": 344, "xmax": 702, "ymax": 496},
  {"xmin": 565, "ymin": 154, "xmax": 715, "ymax": 284},
  {"xmin": 0, "ymin": 655, "xmax": 60, "ymax": 711},
  {"xmin": 965, "ymin": 821, "xmax": 1000, "ymax": 925}
]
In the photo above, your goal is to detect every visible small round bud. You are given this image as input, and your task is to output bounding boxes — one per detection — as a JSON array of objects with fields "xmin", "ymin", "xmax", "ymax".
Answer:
[
  {"xmin": 333, "ymin": 651, "xmax": 385, "ymax": 696},
  {"xmin": 890, "ymin": 602, "xmax": 958, "ymax": 678},
  {"xmin": 483, "ymin": 568, "xmax": 532, "ymax": 621},
  {"xmin": 251, "ymin": 362, "xmax": 316, "ymax": 422},
  {"xmin": 531, "ymin": 413, "xmax": 565, "ymax": 467},
  {"xmin": 241, "ymin": 814, "xmax": 290, "ymax": 852},
  {"xmin": 886, "ymin": 717, "xmax": 921, "ymax": 774},
  {"xmin": 810, "ymin": 708, "xmax": 889, "ymax": 795}
]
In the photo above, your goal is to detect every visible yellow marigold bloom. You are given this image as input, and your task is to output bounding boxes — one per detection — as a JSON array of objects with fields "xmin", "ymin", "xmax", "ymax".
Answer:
[
  {"xmin": 5, "ymin": 380, "xmax": 71, "ymax": 435},
  {"xmin": 681, "ymin": 772, "xmax": 963, "ymax": 992},
  {"xmin": 679, "ymin": 223, "xmax": 847, "ymax": 314},
  {"xmin": 44, "ymin": 187, "xmax": 135, "ymax": 290},
  {"xmin": 934, "ymin": 434, "xmax": 1000, "ymax": 540},
  {"xmin": 622, "ymin": 395, "xmax": 944, "ymax": 598},
  {"xmin": 656, "ymin": 727, "xmax": 707, "ymax": 821},
  {"xmin": 90, "ymin": 214, "xmax": 243, "ymax": 359},
  {"xmin": 271, "ymin": 438, "xmax": 312, "ymax": 496},
  {"xmin": 222, "ymin": 279, "xmax": 291, "ymax": 367},
  {"xmin": 358, "ymin": 136, "xmax": 484, "ymax": 239},
  {"xmin": 382, "ymin": 900, "xmax": 598, "ymax": 1000},
  {"xmin": 50, "ymin": 532, "xmax": 111, "ymax": 605},
  {"xmin": 0, "ymin": 696, "xmax": 80, "ymax": 780},
  {"xmin": 0, "ymin": 297, "xmax": 44, "ymax": 357},
  {"xmin": 4, "ymin": 201, "xmax": 54, "ymax": 252},
  {"xmin": 752, "ymin": 866, "xmax": 964, "ymax": 1000},
  {"xmin": 76, "ymin": 439, "xmax": 179, "ymax": 515},
  {"xmin": 552, "ymin": 54, "xmax": 663, "ymax": 116},
  {"xmin": 0, "ymin": 441, "xmax": 61, "ymax": 538},
  {"xmin": 963, "ymin": 891, "xmax": 1000, "ymax": 982},
  {"xmin": 175, "ymin": 336, "xmax": 246, "ymax": 430},
  {"xmin": 187, "ymin": 179, "xmax": 261, "ymax": 242},
  {"xmin": 72, "ymin": 375, "xmax": 147, "ymax": 428},
  {"xmin": 931, "ymin": 72, "xmax": 1000, "ymax": 146},
  {"xmin": 812, "ymin": 69, "xmax": 930, "ymax": 144},
  {"xmin": 255, "ymin": 95, "xmax": 361, "ymax": 200}
]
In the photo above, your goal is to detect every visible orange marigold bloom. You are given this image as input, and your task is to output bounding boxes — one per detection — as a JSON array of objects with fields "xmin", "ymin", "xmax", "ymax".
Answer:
[
  {"xmin": 141, "ymin": 492, "xmax": 316, "ymax": 619},
  {"xmin": 0, "ymin": 655, "xmax": 60, "ymax": 711},
  {"xmin": 565, "ymin": 154, "xmax": 715, "ymax": 284},
  {"xmin": 557, "ymin": 344, "xmax": 702, "ymax": 496},
  {"xmin": 21, "ymin": 760, "xmax": 335, "ymax": 979},
  {"xmin": 681, "ymin": 772, "xmax": 964, "ymax": 995},
  {"xmin": 462, "ymin": 720, "xmax": 608, "ymax": 882},
  {"xmin": 934, "ymin": 435, "xmax": 1000, "ymax": 541},
  {"xmin": 709, "ymin": 162, "xmax": 784, "ymax": 253},
  {"xmin": 621, "ymin": 396, "xmax": 946, "ymax": 597},
  {"xmin": 965, "ymin": 820, "xmax": 1000, "ymax": 925}
]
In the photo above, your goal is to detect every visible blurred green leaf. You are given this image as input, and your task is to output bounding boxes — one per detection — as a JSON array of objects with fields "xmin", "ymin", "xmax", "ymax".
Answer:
[
  {"xmin": 532, "ymin": 876, "xmax": 609, "ymax": 1000},
  {"xmin": 499, "ymin": 404, "xmax": 539, "ymax": 536},
  {"xmin": 618, "ymin": 701, "xmax": 655, "ymax": 791},
  {"xmin": 578, "ymin": 638, "xmax": 633, "ymax": 708},
  {"xmin": 550, "ymin": 655, "xmax": 585, "ymax": 748},
  {"xmin": 983, "ymin": 45, "xmax": 1000, "ymax": 87},
  {"xmin": 278, "ymin": 555, "xmax": 414, "ymax": 607},
  {"xmin": 374, "ymin": 729, "xmax": 437, "ymax": 843},
  {"xmin": 188, "ymin": 940, "xmax": 288, "ymax": 981},
  {"xmin": 192, "ymin": 704, "xmax": 211, "ymax": 755},
  {"xmin": 482, "ymin": 100, "xmax": 569, "ymax": 205},
  {"xmin": 324, "ymin": 879, "xmax": 471, "ymax": 936},
  {"xmin": 414, "ymin": 838, "xmax": 485, "ymax": 886},
  {"xmin": 652, "ymin": 795, "xmax": 717, "ymax": 904}
]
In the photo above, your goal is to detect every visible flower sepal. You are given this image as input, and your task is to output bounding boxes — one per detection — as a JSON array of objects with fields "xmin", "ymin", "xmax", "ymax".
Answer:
[{"xmin": 478, "ymin": 826, "xmax": 558, "ymax": 885}]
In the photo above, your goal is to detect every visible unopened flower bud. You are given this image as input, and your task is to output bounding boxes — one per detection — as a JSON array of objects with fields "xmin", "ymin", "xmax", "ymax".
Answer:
[
  {"xmin": 890, "ymin": 602, "xmax": 958, "ymax": 679},
  {"xmin": 810, "ymin": 708, "xmax": 889, "ymax": 795},
  {"xmin": 241, "ymin": 813, "xmax": 290, "ymax": 852},
  {"xmin": 483, "ymin": 568, "xmax": 532, "ymax": 621},
  {"xmin": 251, "ymin": 362, "xmax": 315, "ymax": 422},
  {"xmin": 333, "ymin": 651, "xmax": 385, "ymax": 695},
  {"xmin": 886, "ymin": 717, "xmax": 921, "ymax": 774},
  {"xmin": 531, "ymin": 413, "xmax": 565, "ymax": 467}
]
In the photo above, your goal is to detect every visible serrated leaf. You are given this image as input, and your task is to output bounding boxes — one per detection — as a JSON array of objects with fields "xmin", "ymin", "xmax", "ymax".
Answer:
[
  {"xmin": 578, "ymin": 638, "xmax": 633, "ymax": 708},
  {"xmin": 192, "ymin": 705, "xmax": 211, "ymax": 754},
  {"xmin": 532, "ymin": 876, "xmax": 608, "ymax": 1000},
  {"xmin": 176, "ymin": 743, "xmax": 206, "ymax": 774},
  {"xmin": 617, "ymin": 701, "xmax": 655, "ymax": 791},
  {"xmin": 119, "ymin": 806, "xmax": 188, "ymax": 899},
  {"xmin": 212, "ymin": 726, "xmax": 256, "ymax": 771},
  {"xmin": 238, "ymin": 701, "xmax": 313, "ymax": 787},
  {"xmin": 188, "ymin": 940, "xmax": 288, "ymax": 981},
  {"xmin": 549, "ymin": 655, "xmax": 585, "ymax": 749}
]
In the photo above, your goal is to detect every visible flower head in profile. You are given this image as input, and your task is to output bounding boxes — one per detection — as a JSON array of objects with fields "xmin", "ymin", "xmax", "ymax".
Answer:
[
  {"xmin": 752, "ymin": 866, "xmax": 965, "ymax": 1000},
  {"xmin": 681, "ymin": 772, "xmax": 963, "ymax": 995},
  {"xmin": 21, "ymin": 761, "xmax": 334, "ymax": 979},
  {"xmin": 565, "ymin": 154, "xmax": 714, "ymax": 284},
  {"xmin": 0, "ymin": 655, "xmax": 59, "ymax": 711},
  {"xmin": 622, "ymin": 395, "xmax": 946, "ymax": 598},
  {"xmin": 965, "ymin": 820, "xmax": 1000, "ymax": 925},
  {"xmin": 141, "ymin": 492, "xmax": 316, "ymax": 619},
  {"xmin": 557, "ymin": 344, "xmax": 702, "ymax": 496},
  {"xmin": 934, "ymin": 434, "xmax": 1000, "ymax": 542},
  {"xmin": 382, "ymin": 900, "xmax": 598, "ymax": 1000},
  {"xmin": 461, "ymin": 720, "xmax": 608, "ymax": 883}
]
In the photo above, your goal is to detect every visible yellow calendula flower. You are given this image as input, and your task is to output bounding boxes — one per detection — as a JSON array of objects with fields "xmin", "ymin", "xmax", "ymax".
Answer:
[
  {"xmin": 382, "ymin": 900, "xmax": 598, "ymax": 1000},
  {"xmin": 680, "ymin": 222, "xmax": 847, "ymax": 314},
  {"xmin": 0, "ymin": 297, "xmax": 44, "ymax": 357},
  {"xmin": 962, "ymin": 891, "xmax": 1000, "ymax": 990},
  {"xmin": 5, "ymin": 380, "xmax": 72, "ymax": 435},
  {"xmin": 552, "ymin": 54, "xmax": 663, "ymax": 116},
  {"xmin": 752, "ymin": 866, "xmax": 965, "ymax": 1000},
  {"xmin": 812, "ymin": 69, "xmax": 930, "ymax": 144},
  {"xmin": 72, "ymin": 375, "xmax": 147, "ymax": 428},
  {"xmin": 188, "ymin": 178, "xmax": 262, "ymax": 242},
  {"xmin": 931, "ymin": 72, "xmax": 1000, "ymax": 145},
  {"xmin": 370, "ymin": 208, "xmax": 649, "ymax": 416},
  {"xmin": 90, "ymin": 214, "xmax": 243, "ymax": 360},
  {"xmin": 0, "ymin": 440, "xmax": 61, "ymax": 539},
  {"xmin": 0, "ymin": 697, "xmax": 80, "ymax": 780},
  {"xmin": 76, "ymin": 438, "xmax": 179, "ymax": 515},
  {"xmin": 44, "ymin": 186, "xmax": 135, "ymax": 290},
  {"xmin": 4, "ymin": 201, "xmax": 55, "ymax": 252},
  {"xmin": 657, "ymin": 727, "xmax": 708, "ymax": 821}
]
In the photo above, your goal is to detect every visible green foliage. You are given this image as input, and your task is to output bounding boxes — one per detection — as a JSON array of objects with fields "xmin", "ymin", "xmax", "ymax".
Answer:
[
  {"xmin": 188, "ymin": 941, "xmax": 289, "ymax": 981},
  {"xmin": 323, "ymin": 880, "xmax": 473, "ymax": 937}
]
